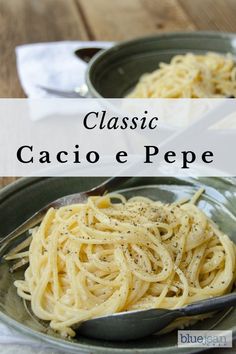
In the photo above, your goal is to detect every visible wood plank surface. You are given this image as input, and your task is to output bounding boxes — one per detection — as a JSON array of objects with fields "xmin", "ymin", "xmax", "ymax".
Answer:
[
  {"xmin": 140, "ymin": 0, "xmax": 195, "ymax": 32},
  {"xmin": 77, "ymin": 0, "xmax": 195, "ymax": 41},
  {"xmin": 179, "ymin": 0, "xmax": 236, "ymax": 32},
  {"xmin": 0, "ymin": 0, "xmax": 88, "ymax": 98}
]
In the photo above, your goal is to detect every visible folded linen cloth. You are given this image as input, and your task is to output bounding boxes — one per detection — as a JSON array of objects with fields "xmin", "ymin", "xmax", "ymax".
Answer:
[{"xmin": 16, "ymin": 41, "xmax": 112, "ymax": 97}]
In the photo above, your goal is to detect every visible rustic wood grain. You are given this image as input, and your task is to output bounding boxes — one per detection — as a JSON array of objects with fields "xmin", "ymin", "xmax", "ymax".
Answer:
[
  {"xmin": 179, "ymin": 0, "xmax": 236, "ymax": 32},
  {"xmin": 77, "ymin": 0, "xmax": 195, "ymax": 41},
  {"xmin": 0, "ymin": 177, "xmax": 18, "ymax": 189},
  {"xmin": 0, "ymin": 0, "xmax": 88, "ymax": 98},
  {"xmin": 141, "ymin": 0, "xmax": 195, "ymax": 32}
]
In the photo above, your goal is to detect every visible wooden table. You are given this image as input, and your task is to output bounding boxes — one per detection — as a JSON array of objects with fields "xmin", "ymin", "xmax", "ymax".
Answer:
[{"xmin": 1, "ymin": 0, "xmax": 236, "ymax": 188}]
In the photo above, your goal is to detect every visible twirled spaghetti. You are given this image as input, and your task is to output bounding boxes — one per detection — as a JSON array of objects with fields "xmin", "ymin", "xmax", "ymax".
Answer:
[
  {"xmin": 9, "ymin": 191, "xmax": 236, "ymax": 337},
  {"xmin": 128, "ymin": 52, "xmax": 236, "ymax": 98}
]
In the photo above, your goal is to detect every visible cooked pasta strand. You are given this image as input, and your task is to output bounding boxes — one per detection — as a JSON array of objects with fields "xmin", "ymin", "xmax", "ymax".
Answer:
[
  {"xmin": 128, "ymin": 52, "xmax": 236, "ymax": 98},
  {"xmin": 13, "ymin": 191, "xmax": 236, "ymax": 337}
]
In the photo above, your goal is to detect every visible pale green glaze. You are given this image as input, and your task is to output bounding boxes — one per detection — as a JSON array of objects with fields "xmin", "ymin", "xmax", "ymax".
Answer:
[
  {"xmin": 0, "ymin": 176, "xmax": 235, "ymax": 353},
  {"xmin": 86, "ymin": 32, "xmax": 236, "ymax": 98}
]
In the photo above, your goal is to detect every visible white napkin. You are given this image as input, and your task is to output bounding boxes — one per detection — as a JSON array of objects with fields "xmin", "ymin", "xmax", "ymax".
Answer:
[{"xmin": 16, "ymin": 41, "xmax": 112, "ymax": 98}]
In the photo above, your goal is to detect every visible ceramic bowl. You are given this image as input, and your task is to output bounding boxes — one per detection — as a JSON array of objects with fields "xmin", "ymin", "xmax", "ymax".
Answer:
[
  {"xmin": 86, "ymin": 32, "xmax": 236, "ymax": 98},
  {"xmin": 0, "ymin": 176, "xmax": 235, "ymax": 353}
]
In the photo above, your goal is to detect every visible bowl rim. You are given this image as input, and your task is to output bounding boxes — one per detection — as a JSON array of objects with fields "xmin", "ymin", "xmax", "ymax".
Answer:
[
  {"xmin": 0, "ymin": 176, "xmax": 236, "ymax": 353},
  {"xmin": 0, "ymin": 176, "xmax": 207, "ymax": 354},
  {"xmin": 86, "ymin": 30, "xmax": 236, "ymax": 98}
]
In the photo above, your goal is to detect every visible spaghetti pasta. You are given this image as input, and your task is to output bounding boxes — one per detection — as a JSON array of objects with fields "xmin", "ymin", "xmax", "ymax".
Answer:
[
  {"xmin": 11, "ymin": 191, "xmax": 236, "ymax": 337},
  {"xmin": 128, "ymin": 52, "xmax": 236, "ymax": 98}
]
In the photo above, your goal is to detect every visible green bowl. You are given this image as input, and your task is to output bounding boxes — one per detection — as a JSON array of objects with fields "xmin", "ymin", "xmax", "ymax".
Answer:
[
  {"xmin": 86, "ymin": 31, "xmax": 236, "ymax": 98},
  {"xmin": 0, "ymin": 177, "xmax": 235, "ymax": 353}
]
